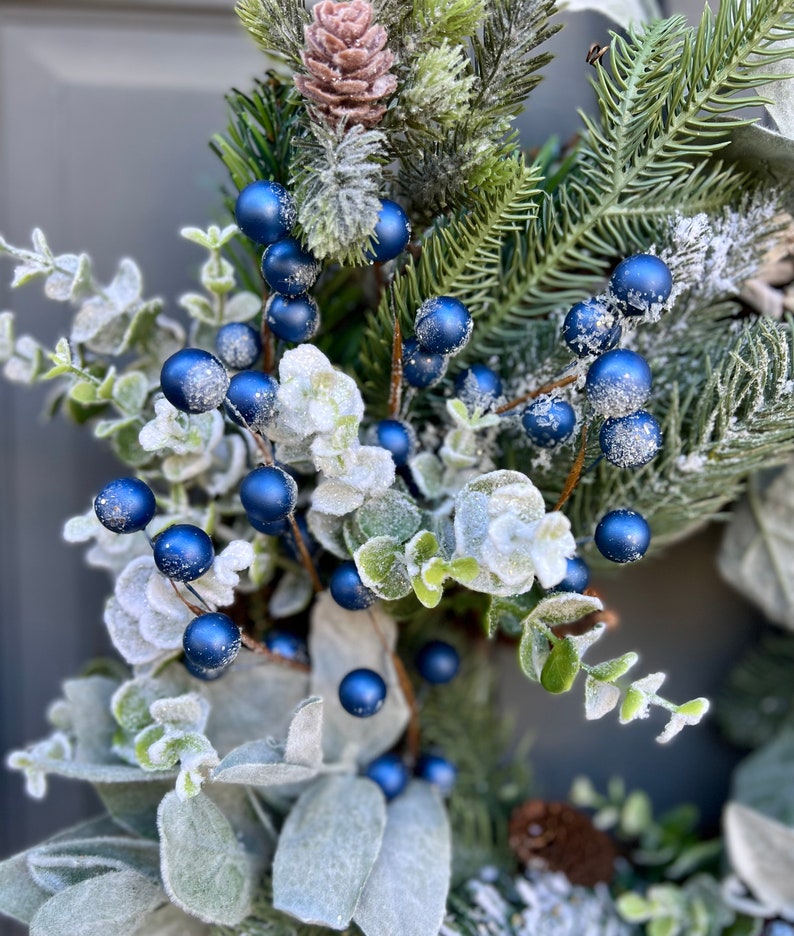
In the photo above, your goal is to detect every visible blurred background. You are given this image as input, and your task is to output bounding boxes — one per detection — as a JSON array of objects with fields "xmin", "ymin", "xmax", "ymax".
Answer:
[{"xmin": 0, "ymin": 0, "xmax": 759, "ymax": 912}]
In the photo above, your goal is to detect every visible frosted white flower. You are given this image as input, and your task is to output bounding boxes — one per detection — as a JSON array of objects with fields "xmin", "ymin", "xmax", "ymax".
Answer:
[
  {"xmin": 139, "ymin": 396, "xmax": 222, "ymax": 456},
  {"xmin": 312, "ymin": 445, "xmax": 396, "ymax": 516}
]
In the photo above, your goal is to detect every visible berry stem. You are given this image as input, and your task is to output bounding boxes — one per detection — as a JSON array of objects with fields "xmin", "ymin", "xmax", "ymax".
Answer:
[
  {"xmin": 239, "ymin": 631, "xmax": 310, "ymax": 672},
  {"xmin": 555, "ymin": 422, "xmax": 588, "ymax": 511},
  {"xmin": 387, "ymin": 290, "xmax": 403, "ymax": 419},
  {"xmin": 260, "ymin": 280, "xmax": 276, "ymax": 375},
  {"xmin": 288, "ymin": 514, "xmax": 323, "ymax": 594},
  {"xmin": 168, "ymin": 579, "xmax": 204, "ymax": 617},
  {"xmin": 495, "ymin": 373, "xmax": 578, "ymax": 415}
]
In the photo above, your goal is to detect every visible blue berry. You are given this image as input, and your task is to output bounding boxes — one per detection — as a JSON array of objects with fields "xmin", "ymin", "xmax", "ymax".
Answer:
[
  {"xmin": 416, "ymin": 753, "xmax": 457, "ymax": 796},
  {"xmin": 416, "ymin": 641, "xmax": 460, "ymax": 684},
  {"xmin": 414, "ymin": 296, "xmax": 473, "ymax": 356},
  {"xmin": 555, "ymin": 556, "xmax": 591, "ymax": 593},
  {"xmin": 153, "ymin": 524, "xmax": 214, "ymax": 582},
  {"xmin": 594, "ymin": 509, "xmax": 651, "ymax": 563},
  {"xmin": 160, "ymin": 349, "xmax": 229, "ymax": 414},
  {"xmin": 248, "ymin": 515, "xmax": 289, "ymax": 536},
  {"xmin": 599, "ymin": 410, "xmax": 663, "ymax": 468},
  {"xmin": 330, "ymin": 561, "xmax": 376, "ymax": 611},
  {"xmin": 215, "ymin": 322, "xmax": 262, "ymax": 370},
  {"xmin": 375, "ymin": 419, "xmax": 415, "ymax": 467},
  {"xmin": 241, "ymin": 466, "xmax": 298, "ymax": 524},
  {"xmin": 366, "ymin": 199, "xmax": 411, "ymax": 263},
  {"xmin": 224, "ymin": 371, "xmax": 278, "ymax": 433},
  {"xmin": 402, "ymin": 338, "xmax": 448, "ymax": 388},
  {"xmin": 235, "ymin": 180, "xmax": 296, "ymax": 245},
  {"xmin": 521, "ymin": 396, "xmax": 576, "ymax": 448},
  {"xmin": 183, "ymin": 656, "xmax": 227, "ymax": 681},
  {"xmin": 183, "ymin": 612, "xmax": 240, "ymax": 670},
  {"xmin": 562, "ymin": 299, "xmax": 622, "ymax": 357},
  {"xmin": 585, "ymin": 349, "xmax": 652, "ymax": 417},
  {"xmin": 339, "ymin": 668, "xmax": 387, "ymax": 718},
  {"xmin": 364, "ymin": 753, "xmax": 409, "ymax": 800},
  {"xmin": 454, "ymin": 364, "xmax": 503, "ymax": 403},
  {"xmin": 265, "ymin": 293, "xmax": 320, "ymax": 343},
  {"xmin": 264, "ymin": 630, "xmax": 308, "ymax": 663},
  {"xmin": 94, "ymin": 477, "xmax": 156, "ymax": 534},
  {"xmin": 609, "ymin": 254, "xmax": 673, "ymax": 316},
  {"xmin": 261, "ymin": 238, "xmax": 320, "ymax": 297}
]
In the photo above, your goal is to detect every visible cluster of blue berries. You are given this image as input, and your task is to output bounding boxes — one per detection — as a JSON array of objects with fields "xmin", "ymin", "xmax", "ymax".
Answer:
[
  {"xmin": 348, "ymin": 640, "xmax": 460, "ymax": 800},
  {"xmin": 402, "ymin": 296, "xmax": 474, "ymax": 390}
]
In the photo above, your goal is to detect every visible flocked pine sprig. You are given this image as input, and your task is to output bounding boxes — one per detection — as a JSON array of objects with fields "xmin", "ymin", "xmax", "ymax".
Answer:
[{"xmin": 235, "ymin": 0, "xmax": 309, "ymax": 65}]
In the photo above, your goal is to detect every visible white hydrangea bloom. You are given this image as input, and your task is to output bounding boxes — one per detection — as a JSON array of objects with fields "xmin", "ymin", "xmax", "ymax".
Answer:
[{"xmin": 453, "ymin": 470, "xmax": 575, "ymax": 596}]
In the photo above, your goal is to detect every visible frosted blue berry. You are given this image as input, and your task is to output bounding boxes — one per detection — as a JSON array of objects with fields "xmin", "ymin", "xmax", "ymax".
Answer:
[
  {"xmin": 402, "ymin": 338, "xmax": 448, "ymax": 388},
  {"xmin": 521, "ymin": 396, "xmax": 576, "ymax": 448},
  {"xmin": 365, "ymin": 753, "xmax": 409, "ymax": 800},
  {"xmin": 264, "ymin": 630, "xmax": 308, "ymax": 663},
  {"xmin": 416, "ymin": 640, "xmax": 460, "ymax": 684},
  {"xmin": 454, "ymin": 364, "xmax": 503, "ymax": 403},
  {"xmin": 585, "ymin": 349, "xmax": 652, "ymax": 417},
  {"xmin": 153, "ymin": 524, "xmax": 214, "ymax": 582},
  {"xmin": 339, "ymin": 668, "xmax": 387, "ymax": 718},
  {"xmin": 375, "ymin": 419, "xmax": 415, "ymax": 467},
  {"xmin": 235, "ymin": 180, "xmax": 296, "ymax": 245},
  {"xmin": 94, "ymin": 477, "xmax": 156, "ymax": 534},
  {"xmin": 261, "ymin": 238, "xmax": 320, "ymax": 297},
  {"xmin": 555, "ymin": 556, "xmax": 591, "ymax": 593},
  {"xmin": 160, "ymin": 348, "xmax": 229, "ymax": 414},
  {"xmin": 594, "ymin": 509, "xmax": 651, "ymax": 563},
  {"xmin": 416, "ymin": 753, "xmax": 457, "ymax": 796},
  {"xmin": 248, "ymin": 515, "xmax": 289, "ymax": 536},
  {"xmin": 215, "ymin": 322, "xmax": 262, "ymax": 370},
  {"xmin": 330, "ymin": 561, "xmax": 376, "ymax": 611},
  {"xmin": 183, "ymin": 656, "xmax": 227, "ymax": 681},
  {"xmin": 415, "ymin": 296, "xmax": 473, "ymax": 356},
  {"xmin": 366, "ymin": 199, "xmax": 411, "ymax": 263},
  {"xmin": 224, "ymin": 371, "xmax": 278, "ymax": 433},
  {"xmin": 265, "ymin": 293, "xmax": 320, "ymax": 343},
  {"xmin": 183, "ymin": 612, "xmax": 240, "ymax": 670},
  {"xmin": 609, "ymin": 254, "xmax": 673, "ymax": 316},
  {"xmin": 562, "ymin": 299, "xmax": 622, "ymax": 357},
  {"xmin": 600, "ymin": 410, "xmax": 663, "ymax": 468},
  {"xmin": 241, "ymin": 466, "xmax": 298, "ymax": 524}
]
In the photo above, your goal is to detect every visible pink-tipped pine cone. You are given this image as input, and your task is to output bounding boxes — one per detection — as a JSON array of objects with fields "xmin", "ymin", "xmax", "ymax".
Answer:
[{"xmin": 295, "ymin": 0, "xmax": 397, "ymax": 129}]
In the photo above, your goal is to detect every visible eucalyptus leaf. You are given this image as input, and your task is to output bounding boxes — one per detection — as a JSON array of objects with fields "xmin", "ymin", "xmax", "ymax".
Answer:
[
  {"xmin": 489, "ymin": 590, "xmax": 542, "ymax": 638},
  {"xmin": 62, "ymin": 676, "xmax": 120, "ymax": 764},
  {"xmin": 212, "ymin": 740, "xmax": 317, "ymax": 787},
  {"xmin": 540, "ymin": 638, "xmax": 581, "ymax": 694},
  {"xmin": 357, "ymin": 490, "xmax": 422, "ymax": 543},
  {"xmin": 518, "ymin": 624, "xmax": 551, "ymax": 681},
  {"xmin": 584, "ymin": 675, "xmax": 622, "ymax": 720},
  {"xmin": 353, "ymin": 782, "xmax": 450, "ymax": 936},
  {"xmin": 284, "ymin": 697, "xmax": 324, "ymax": 769},
  {"xmin": 29, "ymin": 869, "xmax": 162, "ymax": 936},
  {"xmin": 525, "ymin": 592, "xmax": 602, "ymax": 629},
  {"xmin": 95, "ymin": 780, "xmax": 174, "ymax": 839},
  {"xmin": 27, "ymin": 837, "xmax": 160, "ymax": 893},
  {"xmin": 0, "ymin": 853, "xmax": 50, "ymax": 924},
  {"xmin": 272, "ymin": 775, "xmax": 387, "ymax": 929}
]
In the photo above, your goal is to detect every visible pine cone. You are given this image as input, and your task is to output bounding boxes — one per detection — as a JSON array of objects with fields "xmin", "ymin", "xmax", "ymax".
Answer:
[
  {"xmin": 295, "ymin": 0, "xmax": 397, "ymax": 129},
  {"xmin": 508, "ymin": 799, "xmax": 617, "ymax": 887}
]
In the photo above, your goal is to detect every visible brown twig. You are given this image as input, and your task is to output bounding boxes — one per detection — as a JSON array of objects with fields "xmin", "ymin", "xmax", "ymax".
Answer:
[
  {"xmin": 239, "ymin": 631, "xmax": 311, "ymax": 672},
  {"xmin": 288, "ymin": 514, "xmax": 323, "ymax": 594},
  {"xmin": 249, "ymin": 429, "xmax": 275, "ymax": 467},
  {"xmin": 586, "ymin": 42, "xmax": 610, "ymax": 67},
  {"xmin": 261, "ymin": 281, "xmax": 276, "ymax": 374},
  {"xmin": 387, "ymin": 292, "xmax": 403, "ymax": 418},
  {"xmin": 555, "ymin": 423, "xmax": 588, "ymax": 511},
  {"xmin": 495, "ymin": 373, "xmax": 578, "ymax": 414},
  {"xmin": 169, "ymin": 579, "xmax": 204, "ymax": 616}
]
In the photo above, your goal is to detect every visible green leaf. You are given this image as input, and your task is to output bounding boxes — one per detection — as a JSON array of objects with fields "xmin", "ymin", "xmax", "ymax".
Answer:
[
  {"xmin": 488, "ymin": 590, "xmax": 542, "ymax": 638},
  {"xmin": 112, "ymin": 372, "xmax": 148, "ymax": 415},
  {"xmin": 69, "ymin": 381, "xmax": 99, "ymax": 405},
  {"xmin": 589, "ymin": 653, "xmax": 640, "ymax": 683},
  {"xmin": 525, "ymin": 592, "xmax": 602, "ymax": 629},
  {"xmin": 620, "ymin": 687, "xmax": 647, "ymax": 724},
  {"xmin": 540, "ymin": 639, "xmax": 581, "ymax": 694},
  {"xmin": 354, "ymin": 536, "xmax": 412, "ymax": 600},
  {"xmin": 449, "ymin": 556, "xmax": 479, "ymax": 584},
  {"xmin": 732, "ymin": 729, "xmax": 794, "ymax": 826},
  {"xmin": 617, "ymin": 892, "xmax": 653, "ymax": 922},
  {"xmin": 157, "ymin": 791, "xmax": 254, "ymax": 926},
  {"xmin": 27, "ymin": 837, "xmax": 160, "ymax": 892},
  {"xmin": 412, "ymin": 574, "xmax": 443, "ymax": 609},
  {"xmin": 518, "ymin": 624, "xmax": 551, "ymax": 682},
  {"xmin": 357, "ymin": 490, "xmax": 423, "ymax": 543},
  {"xmin": 584, "ymin": 675, "xmax": 621, "ymax": 720},
  {"xmin": 0, "ymin": 853, "xmax": 50, "ymax": 924},
  {"xmin": 422, "ymin": 557, "xmax": 449, "ymax": 588},
  {"xmin": 95, "ymin": 780, "xmax": 174, "ymax": 839},
  {"xmin": 407, "ymin": 530, "xmax": 440, "ymax": 565},
  {"xmin": 353, "ymin": 782, "xmax": 451, "ymax": 936}
]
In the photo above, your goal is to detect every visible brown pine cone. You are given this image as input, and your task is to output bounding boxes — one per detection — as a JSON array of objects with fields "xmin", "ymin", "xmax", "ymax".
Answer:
[
  {"xmin": 508, "ymin": 799, "xmax": 617, "ymax": 887},
  {"xmin": 295, "ymin": 0, "xmax": 397, "ymax": 129}
]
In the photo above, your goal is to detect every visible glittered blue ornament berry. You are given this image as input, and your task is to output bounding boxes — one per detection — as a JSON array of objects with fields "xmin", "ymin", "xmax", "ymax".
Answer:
[
  {"xmin": 235, "ymin": 180, "xmax": 297, "ymax": 245},
  {"xmin": 521, "ymin": 396, "xmax": 576, "ymax": 448},
  {"xmin": 330, "ymin": 561, "xmax": 376, "ymax": 611},
  {"xmin": 365, "ymin": 753, "xmax": 409, "ymax": 800},
  {"xmin": 599, "ymin": 410, "xmax": 663, "ymax": 468},
  {"xmin": 224, "ymin": 371, "xmax": 278, "ymax": 433},
  {"xmin": 555, "ymin": 556, "xmax": 591, "ymax": 593},
  {"xmin": 94, "ymin": 477, "xmax": 156, "ymax": 534},
  {"xmin": 265, "ymin": 293, "xmax": 320, "ymax": 343},
  {"xmin": 215, "ymin": 322, "xmax": 262, "ymax": 370},
  {"xmin": 414, "ymin": 296, "xmax": 473, "ymax": 356},
  {"xmin": 240, "ymin": 466, "xmax": 298, "ymax": 524},
  {"xmin": 585, "ymin": 349, "xmax": 652, "ymax": 417},
  {"xmin": 365, "ymin": 199, "xmax": 411, "ymax": 263},
  {"xmin": 183, "ymin": 612, "xmax": 240, "ymax": 670},
  {"xmin": 261, "ymin": 238, "xmax": 320, "ymax": 297},
  {"xmin": 339, "ymin": 668, "xmax": 387, "ymax": 718},
  {"xmin": 609, "ymin": 254, "xmax": 673, "ymax": 316},
  {"xmin": 402, "ymin": 338, "xmax": 448, "ymax": 388},
  {"xmin": 264, "ymin": 630, "xmax": 308, "ymax": 663},
  {"xmin": 183, "ymin": 656, "xmax": 227, "ymax": 681},
  {"xmin": 160, "ymin": 348, "xmax": 229, "ymax": 414},
  {"xmin": 247, "ymin": 515, "xmax": 289, "ymax": 536},
  {"xmin": 416, "ymin": 640, "xmax": 460, "ymax": 684},
  {"xmin": 416, "ymin": 753, "xmax": 457, "ymax": 796},
  {"xmin": 562, "ymin": 299, "xmax": 622, "ymax": 357},
  {"xmin": 594, "ymin": 509, "xmax": 651, "ymax": 563},
  {"xmin": 153, "ymin": 524, "xmax": 214, "ymax": 582},
  {"xmin": 454, "ymin": 364, "xmax": 503, "ymax": 403},
  {"xmin": 375, "ymin": 419, "xmax": 415, "ymax": 467}
]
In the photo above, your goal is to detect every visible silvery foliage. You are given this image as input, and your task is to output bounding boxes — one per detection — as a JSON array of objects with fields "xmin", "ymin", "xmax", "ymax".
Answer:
[{"xmin": 562, "ymin": 0, "xmax": 662, "ymax": 31}]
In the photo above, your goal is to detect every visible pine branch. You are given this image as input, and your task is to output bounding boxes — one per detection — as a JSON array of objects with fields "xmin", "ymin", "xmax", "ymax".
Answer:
[{"xmin": 235, "ymin": 0, "xmax": 309, "ymax": 65}]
